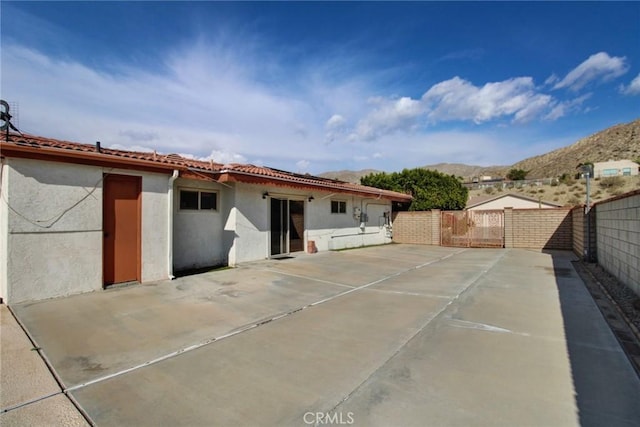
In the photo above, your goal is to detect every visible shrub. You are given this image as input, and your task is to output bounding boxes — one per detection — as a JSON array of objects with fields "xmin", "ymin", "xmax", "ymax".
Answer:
[
  {"xmin": 567, "ymin": 196, "xmax": 581, "ymax": 206},
  {"xmin": 559, "ymin": 174, "xmax": 575, "ymax": 185},
  {"xmin": 598, "ymin": 176, "xmax": 624, "ymax": 190},
  {"xmin": 484, "ymin": 187, "xmax": 495, "ymax": 195}
]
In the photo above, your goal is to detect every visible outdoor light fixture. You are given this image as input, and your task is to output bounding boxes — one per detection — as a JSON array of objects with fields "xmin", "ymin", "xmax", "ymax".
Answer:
[
  {"xmin": 262, "ymin": 192, "xmax": 269, "ymax": 199},
  {"xmin": 308, "ymin": 196, "xmax": 314, "ymax": 202}
]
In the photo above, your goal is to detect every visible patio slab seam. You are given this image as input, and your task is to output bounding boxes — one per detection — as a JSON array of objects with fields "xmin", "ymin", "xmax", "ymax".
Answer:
[
  {"xmin": 60, "ymin": 247, "xmax": 469, "ymax": 394},
  {"xmin": 324, "ymin": 249, "xmax": 509, "ymax": 416}
]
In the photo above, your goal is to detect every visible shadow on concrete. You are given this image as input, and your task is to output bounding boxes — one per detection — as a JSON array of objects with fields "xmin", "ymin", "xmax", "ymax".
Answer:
[{"xmin": 547, "ymin": 250, "xmax": 640, "ymax": 426}]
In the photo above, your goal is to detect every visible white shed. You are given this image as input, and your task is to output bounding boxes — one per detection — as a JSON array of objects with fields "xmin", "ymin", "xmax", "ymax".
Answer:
[{"xmin": 466, "ymin": 193, "xmax": 562, "ymax": 210}]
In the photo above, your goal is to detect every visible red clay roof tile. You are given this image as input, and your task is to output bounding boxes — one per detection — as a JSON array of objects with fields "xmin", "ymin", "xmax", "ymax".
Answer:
[{"xmin": 2, "ymin": 133, "xmax": 412, "ymax": 202}]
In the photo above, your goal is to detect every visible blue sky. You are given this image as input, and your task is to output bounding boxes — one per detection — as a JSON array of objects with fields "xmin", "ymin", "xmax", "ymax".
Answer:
[{"xmin": 2, "ymin": 2, "xmax": 639, "ymax": 174}]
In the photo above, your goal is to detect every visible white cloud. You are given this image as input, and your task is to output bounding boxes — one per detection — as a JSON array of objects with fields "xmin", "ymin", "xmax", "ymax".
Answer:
[
  {"xmin": 2, "ymin": 25, "xmax": 622, "ymax": 176},
  {"xmin": 202, "ymin": 150, "xmax": 248, "ymax": 165},
  {"xmin": 544, "ymin": 74, "xmax": 559, "ymax": 86},
  {"xmin": 325, "ymin": 114, "xmax": 348, "ymax": 142},
  {"xmin": 619, "ymin": 73, "xmax": 640, "ymax": 95},
  {"xmin": 422, "ymin": 76, "xmax": 553, "ymax": 124},
  {"xmin": 2, "ymin": 43, "xmax": 328, "ymax": 170},
  {"xmin": 553, "ymin": 52, "xmax": 628, "ymax": 91},
  {"xmin": 295, "ymin": 159, "xmax": 310, "ymax": 172},
  {"xmin": 544, "ymin": 93, "xmax": 592, "ymax": 121},
  {"xmin": 326, "ymin": 114, "xmax": 346, "ymax": 129},
  {"xmin": 354, "ymin": 96, "xmax": 423, "ymax": 140}
]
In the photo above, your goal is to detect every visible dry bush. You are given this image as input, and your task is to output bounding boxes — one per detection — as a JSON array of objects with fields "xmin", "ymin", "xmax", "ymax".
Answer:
[{"xmin": 599, "ymin": 176, "xmax": 625, "ymax": 190}]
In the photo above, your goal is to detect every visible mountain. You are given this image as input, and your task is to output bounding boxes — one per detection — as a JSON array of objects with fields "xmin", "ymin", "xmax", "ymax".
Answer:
[
  {"xmin": 510, "ymin": 118, "xmax": 640, "ymax": 178},
  {"xmin": 318, "ymin": 169, "xmax": 381, "ymax": 183},
  {"xmin": 320, "ymin": 118, "xmax": 640, "ymax": 183},
  {"xmin": 319, "ymin": 164, "xmax": 504, "ymax": 184}
]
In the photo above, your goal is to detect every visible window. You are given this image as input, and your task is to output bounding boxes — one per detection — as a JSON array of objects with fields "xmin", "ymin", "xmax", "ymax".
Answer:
[
  {"xmin": 180, "ymin": 190, "xmax": 217, "ymax": 211},
  {"xmin": 200, "ymin": 192, "xmax": 217, "ymax": 210},
  {"xmin": 602, "ymin": 168, "xmax": 618, "ymax": 176},
  {"xmin": 331, "ymin": 200, "xmax": 346, "ymax": 214},
  {"xmin": 622, "ymin": 168, "xmax": 631, "ymax": 176}
]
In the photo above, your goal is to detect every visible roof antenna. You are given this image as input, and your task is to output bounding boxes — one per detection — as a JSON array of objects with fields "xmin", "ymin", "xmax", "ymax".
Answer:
[{"xmin": 1, "ymin": 99, "xmax": 23, "ymax": 141}]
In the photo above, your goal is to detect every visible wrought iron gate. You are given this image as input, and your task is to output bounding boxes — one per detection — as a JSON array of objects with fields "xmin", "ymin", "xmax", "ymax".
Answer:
[{"xmin": 441, "ymin": 210, "xmax": 504, "ymax": 248}]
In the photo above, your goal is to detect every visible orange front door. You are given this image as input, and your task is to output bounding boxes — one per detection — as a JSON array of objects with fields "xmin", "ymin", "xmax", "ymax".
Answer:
[{"xmin": 103, "ymin": 174, "xmax": 141, "ymax": 285}]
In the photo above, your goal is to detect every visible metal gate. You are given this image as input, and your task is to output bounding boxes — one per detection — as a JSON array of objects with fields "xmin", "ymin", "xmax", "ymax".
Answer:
[{"xmin": 441, "ymin": 210, "xmax": 504, "ymax": 248}]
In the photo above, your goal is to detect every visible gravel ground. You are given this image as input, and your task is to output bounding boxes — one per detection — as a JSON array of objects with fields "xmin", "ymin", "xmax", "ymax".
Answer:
[
  {"xmin": 582, "ymin": 262, "xmax": 640, "ymax": 333},
  {"xmin": 573, "ymin": 261, "xmax": 640, "ymax": 378}
]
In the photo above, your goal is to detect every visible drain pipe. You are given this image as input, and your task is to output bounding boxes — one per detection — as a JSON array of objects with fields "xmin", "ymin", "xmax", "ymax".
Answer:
[{"xmin": 167, "ymin": 170, "xmax": 179, "ymax": 280}]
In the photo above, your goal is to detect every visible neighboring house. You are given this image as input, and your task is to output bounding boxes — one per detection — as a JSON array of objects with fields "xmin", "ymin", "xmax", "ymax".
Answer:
[
  {"xmin": 0, "ymin": 133, "xmax": 411, "ymax": 303},
  {"xmin": 466, "ymin": 193, "xmax": 562, "ymax": 211},
  {"xmin": 593, "ymin": 160, "xmax": 639, "ymax": 178}
]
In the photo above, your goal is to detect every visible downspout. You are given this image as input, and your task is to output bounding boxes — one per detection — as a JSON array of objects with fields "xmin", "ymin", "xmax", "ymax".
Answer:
[{"xmin": 167, "ymin": 170, "xmax": 179, "ymax": 280}]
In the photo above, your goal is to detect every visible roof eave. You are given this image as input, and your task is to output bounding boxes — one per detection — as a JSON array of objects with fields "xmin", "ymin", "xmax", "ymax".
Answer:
[
  {"xmin": 218, "ymin": 170, "xmax": 412, "ymax": 202},
  {"xmin": 0, "ymin": 141, "xmax": 182, "ymax": 173}
]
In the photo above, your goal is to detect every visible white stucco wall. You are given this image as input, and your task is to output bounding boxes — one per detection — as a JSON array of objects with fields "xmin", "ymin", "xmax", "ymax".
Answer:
[
  {"xmin": 3, "ymin": 158, "xmax": 104, "ymax": 303},
  {"xmin": 173, "ymin": 178, "xmax": 229, "ymax": 271},
  {"xmin": 0, "ymin": 160, "xmax": 10, "ymax": 302},
  {"xmin": 1, "ymin": 159, "xmax": 171, "ymax": 303},
  {"xmin": 306, "ymin": 196, "xmax": 392, "ymax": 251},
  {"xmin": 226, "ymin": 184, "xmax": 393, "ymax": 264},
  {"xmin": 468, "ymin": 196, "xmax": 558, "ymax": 210},
  {"xmin": 229, "ymin": 185, "xmax": 271, "ymax": 264}
]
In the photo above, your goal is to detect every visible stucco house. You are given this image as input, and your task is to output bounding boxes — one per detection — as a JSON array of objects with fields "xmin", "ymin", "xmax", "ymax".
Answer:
[
  {"xmin": 466, "ymin": 193, "xmax": 562, "ymax": 210},
  {"xmin": 0, "ymin": 133, "xmax": 411, "ymax": 303},
  {"xmin": 592, "ymin": 160, "xmax": 639, "ymax": 178}
]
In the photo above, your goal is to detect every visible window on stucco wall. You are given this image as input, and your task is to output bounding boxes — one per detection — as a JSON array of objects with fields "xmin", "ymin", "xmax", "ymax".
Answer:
[
  {"xmin": 180, "ymin": 190, "xmax": 218, "ymax": 211},
  {"xmin": 331, "ymin": 200, "xmax": 347, "ymax": 214}
]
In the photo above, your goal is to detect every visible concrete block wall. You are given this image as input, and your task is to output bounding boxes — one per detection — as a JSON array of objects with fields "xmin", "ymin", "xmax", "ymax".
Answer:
[
  {"xmin": 594, "ymin": 190, "xmax": 640, "ymax": 297},
  {"xmin": 504, "ymin": 208, "xmax": 513, "ymax": 248},
  {"xmin": 392, "ymin": 211, "xmax": 440, "ymax": 245},
  {"xmin": 572, "ymin": 206, "xmax": 585, "ymax": 257},
  {"xmin": 571, "ymin": 206, "xmax": 597, "ymax": 262},
  {"xmin": 508, "ymin": 208, "xmax": 573, "ymax": 250}
]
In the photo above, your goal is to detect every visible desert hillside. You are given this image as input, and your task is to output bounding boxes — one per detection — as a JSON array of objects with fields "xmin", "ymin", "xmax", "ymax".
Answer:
[
  {"xmin": 320, "ymin": 118, "xmax": 640, "ymax": 183},
  {"xmin": 509, "ymin": 118, "xmax": 640, "ymax": 179}
]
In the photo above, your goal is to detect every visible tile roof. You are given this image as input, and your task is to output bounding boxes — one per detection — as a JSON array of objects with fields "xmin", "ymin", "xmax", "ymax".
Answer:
[{"xmin": 1, "ymin": 133, "xmax": 412, "ymax": 202}]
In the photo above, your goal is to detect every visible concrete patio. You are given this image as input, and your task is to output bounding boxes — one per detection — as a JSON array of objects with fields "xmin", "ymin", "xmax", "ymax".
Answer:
[{"xmin": 2, "ymin": 245, "xmax": 639, "ymax": 426}]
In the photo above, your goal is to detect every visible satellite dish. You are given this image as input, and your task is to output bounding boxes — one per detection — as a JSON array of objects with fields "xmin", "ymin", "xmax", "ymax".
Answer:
[
  {"xmin": 0, "ymin": 100, "xmax": 10, "ymax": 132},
  {"xmin": 0, "ymin": 99, "xmax": 22, "ymax": 135}
]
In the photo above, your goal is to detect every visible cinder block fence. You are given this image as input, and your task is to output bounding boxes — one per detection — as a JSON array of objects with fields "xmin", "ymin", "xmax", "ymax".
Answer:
[
  {"xmin": 392, "ymin": 189, "xmax": 639, "ymax": 297},
  {"xmin": 393, "ymin": 208, "xmax": 573, "ymax": 250}
]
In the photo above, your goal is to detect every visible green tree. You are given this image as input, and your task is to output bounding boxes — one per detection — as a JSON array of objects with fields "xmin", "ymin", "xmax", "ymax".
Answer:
[
  {"xmin": 506, "ymin": 168, "xmax": 528, "ymax": 181},
  {"xmin": 361, "ymin": 168, "xmax": 468, "ymax": 211}
]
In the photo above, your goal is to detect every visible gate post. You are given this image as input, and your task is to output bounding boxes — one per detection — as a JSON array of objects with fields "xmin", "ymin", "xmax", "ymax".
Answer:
[
  {"xmin": 432, "ymin": 209, "xmax": 441, "ymax": 245},
  {"xmin": 504, "ymin": 207, "xmax": 513, "ymax": 248}
]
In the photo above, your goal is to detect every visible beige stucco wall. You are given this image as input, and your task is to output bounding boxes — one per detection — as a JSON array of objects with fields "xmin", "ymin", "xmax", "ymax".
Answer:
[
  {"xmin": 593, "ymin": 160, "xmax": 639, "ymax": 178},
  {"xmin": 1, "ymin": 159, "xmax": 170, "ymax": 303}
]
